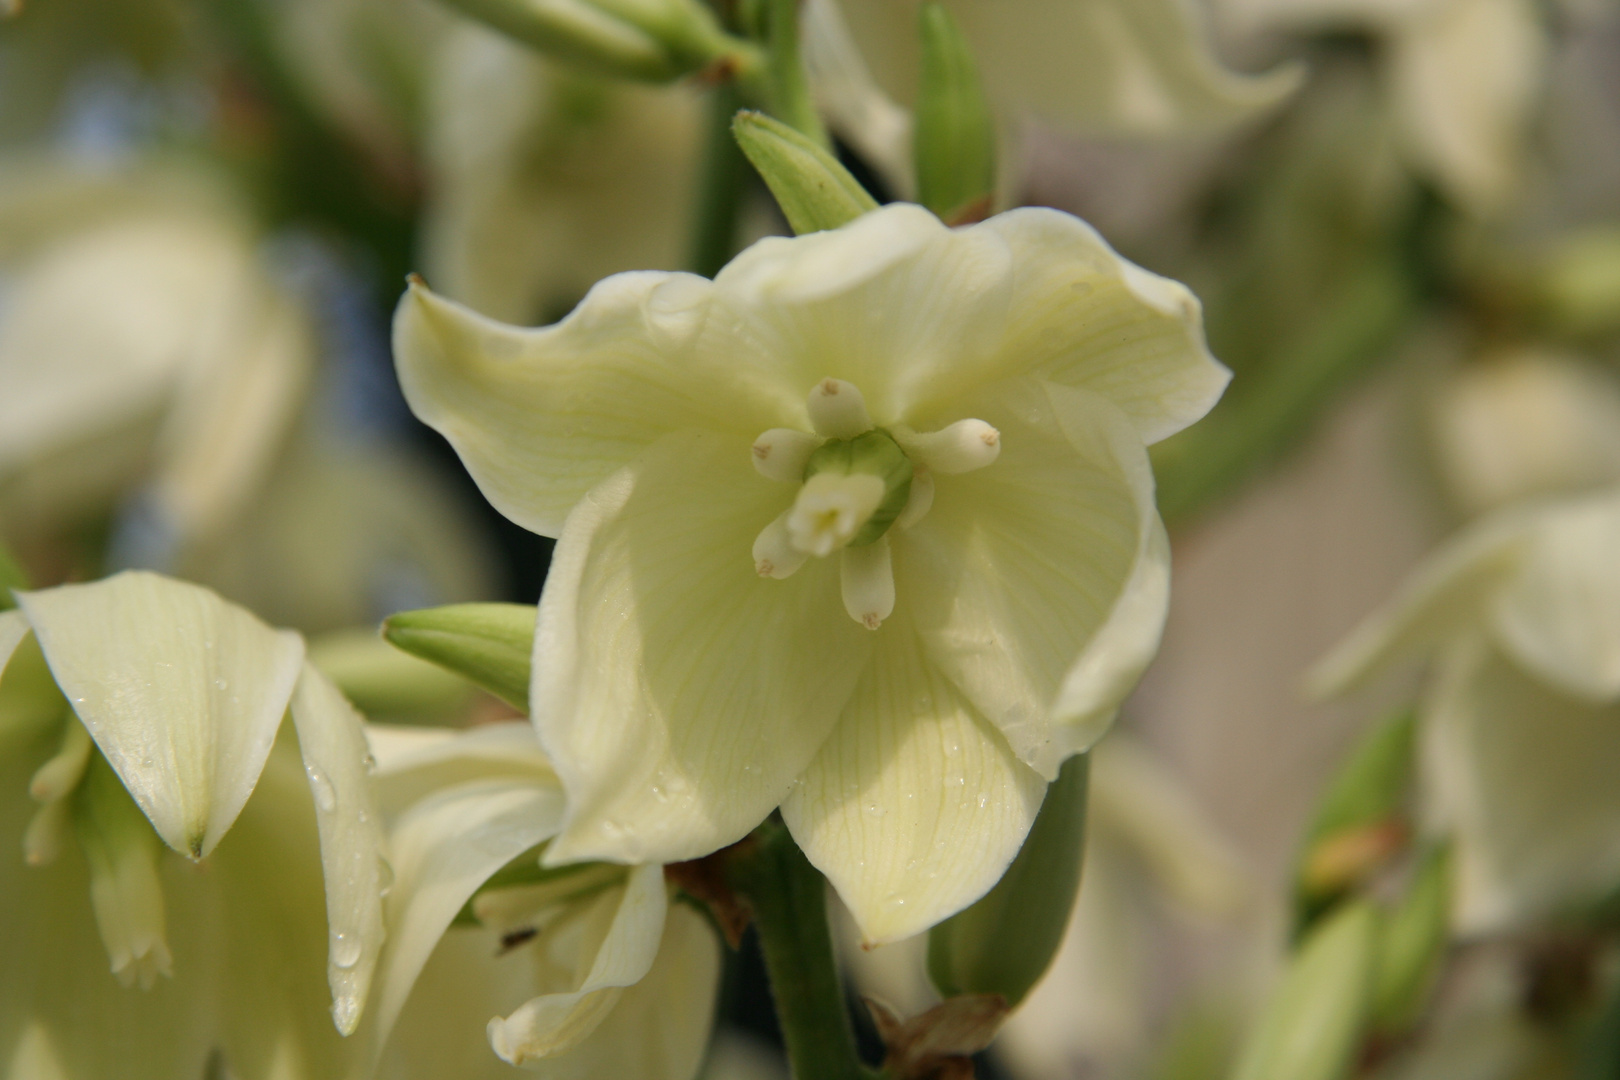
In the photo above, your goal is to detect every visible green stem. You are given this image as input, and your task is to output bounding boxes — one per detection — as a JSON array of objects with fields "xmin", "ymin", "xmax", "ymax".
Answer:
[
  {"xmin": 688, "ymin": 82, "xmax": 753, "ymax": 278},
  {"xmin": 727, "ymin": 823, "xmax": 869, "ymax": 1080},
  {"xmin": 761, "ymin": 0, "xmax": 826, "ymax": 143}
]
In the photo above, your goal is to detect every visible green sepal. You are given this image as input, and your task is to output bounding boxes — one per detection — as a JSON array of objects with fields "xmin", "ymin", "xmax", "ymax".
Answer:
[
  {"xmin": 381, "ymin": 603, "xmax": 536, "ymax": 713},
  {"xmin": 913, "ymin": 2, "xmax": 995, "ymax": 224},
  {"xmin": 1369, "ymin": 844, "xmax": 1451, "ymax": 1035},
  {"xmin": 434, "ymin": 0, "xmax": 756, "ymax": 83},
  {"xmin": 803, "ymin": 429, "xmax": 914, "ymax": 546},
  {"xmin": 928, "ymin": 753, "xmax": 1089, "ymax": 1008},
  {"xmin": 1232, "ymin": 900, "xmax": 1379, "ymax": 1080},
  {"xmin": 732, "ymin": 111, "xmax": 879, "ymax": 236},
  {"xmin": 1293, "ymin": 709, "xmax": 1415, "ymax": 933}
]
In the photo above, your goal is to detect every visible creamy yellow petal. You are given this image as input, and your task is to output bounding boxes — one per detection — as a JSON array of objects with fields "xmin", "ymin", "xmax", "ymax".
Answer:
[
  {"xmin": 362, "ymin": 775, "xmax": 566, "ymax": 1069},
  {"xmin": 783, "ymin": 617, "xmax": 1045, "ymax": 943},
  {"xmin": 1424, "ymin": 637, "xmax": 1620, "ymax": 932},
  {"xmin": 287, "ymin": 664, "xmax": 389, "ymax": 1035},
  {"xmin": 1485, "ymin": 491, "xmax": 1620, "ymax": 701},
  {"xmin": 392, "ymin": 275, "xmax": 790, "ymax": 537},
  {"xmin": 0, "ymin": 609, "xmax": 26, "ymax": 673},
  {"xmin": 489, "ymin": 863, "xmax": 670, "ymax": 1063},
  {"xmin": 1306, "ymin": 509, "xmax": 1531, "ymax": 698},
  {"xmin": 368, "ymin": 720, "xmax": 557, "ymax": 816},
  {"xmin": 834, "ymin": 0, "xmax": 1299, "ymax": 137},
  {"xmin": 17, "ymin": 571, "xmax": 305, "ymax": 858},
  {"xmin": 903, "ymin": 381, "xmax": 1169, "ymax": 778},
  {"xmin": 534, "ymin": 431, "xmax": 875, "ymax": 864}
]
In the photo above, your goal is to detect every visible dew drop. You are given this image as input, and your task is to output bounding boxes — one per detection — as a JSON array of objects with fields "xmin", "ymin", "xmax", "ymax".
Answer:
[
  {"xmin": 361, "ymin": 753, "xmax": 377, "ymax": 775},
  {"xmin": 650, "ymin": 784, "xmax": 669, "ymax": 804},
  {"xmin": 377, "ymin": 857, "xmax": 395, "ymax": 898},
  {"xmin": 213, "ymin": 678, "xmax": 228, "ymax": 691},
  {"xmin": 330, "ymin": 930, "xmax": 362, "ymax": 969},
  {"xmin": 305, "ymin": 764, "xmax": 337, "ymax": 813}
]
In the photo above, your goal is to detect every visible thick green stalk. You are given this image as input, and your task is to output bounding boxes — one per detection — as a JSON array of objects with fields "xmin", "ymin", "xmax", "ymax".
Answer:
[
  {"xmin": 760, "ymin": 0, "xmax": 826, "ymax": 143},
  {"xmin": 727, "ymin": 823, "xmax": 869, "ymax": 1080},
  {"xmin": 688, "ymin": 83, "xmax": 753, "ymax": 277}
]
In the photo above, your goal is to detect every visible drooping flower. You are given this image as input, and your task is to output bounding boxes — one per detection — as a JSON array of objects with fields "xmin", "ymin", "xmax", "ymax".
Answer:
[
  {"xmin": 0, "ymin": 571, "xmax": 387, "ymax": 1077},
  {"xmin": 356, "ymin": 721, "xmax": 720, "ymax": 1080},
  {"xmin": 394, "ymin": 202, "xmax": 1229, "ymax": 942},
  {"xmin": 1310, "ymin": 488, "xmax": 1620, "ymax": 932},
  {"xmin": 1215, "ymin": 0, "xmax": 1547, "ymax": 215}
]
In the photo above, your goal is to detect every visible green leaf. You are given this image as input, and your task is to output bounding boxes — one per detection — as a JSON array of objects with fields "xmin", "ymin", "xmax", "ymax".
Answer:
[
  {"xmin": 927, "ymin": 752, "xmax": 1088, "ymax": 1008},
  {"xmin": 381, "ymin": 603, "xmax": 537, "ymax": 712},
  {"xmin": 1369, "ymin": 844, "xmax": 1451, "ymax": 1035},
  {"xmin": 1232, "ymin": 901, "xmax": 1378, "ymax": 1080},
  {"xmin": 914, "ymin": 3, "xmax": 995, "ymax": 224},
  {"xmin": 732, "ymin": 111, "xmax": 879, "ymax": 236},
  {"xmin": 1294, "ymin": 709, "xmax": 1416, "ymax": 931}
]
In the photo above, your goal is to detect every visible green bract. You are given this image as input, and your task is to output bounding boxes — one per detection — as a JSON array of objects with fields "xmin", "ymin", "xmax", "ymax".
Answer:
[{"xmin": 393, "ymin": 202, "xmax": 1229, "ymax": 942}]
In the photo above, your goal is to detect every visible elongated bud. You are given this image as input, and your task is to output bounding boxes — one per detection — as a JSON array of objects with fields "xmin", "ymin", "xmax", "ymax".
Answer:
[
  {"xmin": 733, "ymin": 111, "xmax": 879, "ymax": 235},
  {"xmin": 382, "ymin": 603, "xmax": 537, "ymax": 713},
  {"xmin": 1232, "ymin": 900, "xmax": 1378, "ymax": 1080},
  {"xmin": 435, "ymin": 0, "xmax": 756, "ymax": 83},
  {"xmin": 1369, "ymin": 845, "xmax": 1451, "ymax": 1035},
  {"xmin": 1294, "ymin": 709, "xmax": 1415, "ymax": 933},
  {"xmin": 928, "ymin": 753, "xmax": 1088, "ymax": 1008},
  {"xmin": 914, "ymin": 3, "xmax": 995, "ymax": 224},
  {"xmin": 307, "ymin": 628, "xmax": 474, "ymax": 720},
  {"xmin": 74, "ymin": 753, "xmax": 173, "ymax": 990}
]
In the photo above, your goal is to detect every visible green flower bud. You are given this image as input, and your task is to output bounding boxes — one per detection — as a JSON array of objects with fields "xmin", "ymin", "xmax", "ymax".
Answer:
[
  {"xmin": 914, "ymin": 2, "xmax": 996, "ymax": 225},
  {"xmin": 927, "ymin": 753, "xmax": 1089, "ymax": 1008},
  {"xmin": 381, "ymin": 603, "xmax": 537, "ymax": 713},
  {"xmin": 802, "ymin": 428, "xmax": 914, "ymax": 547},
  {"xmin": 307, "ymin": 628, "xmax": 474, "ymax": 721},
  {"xmin": 1233, "ymin": 900, "xmax": 1378, "ymax": 1080},
  {"xmin": 732, "ymin": 110, "xmax": 879, "ymax": 235},
  {"xmin": 434, "ymin": 0, "xmax": 755, "ymax": 83},
  {"xmin": 1294, "ymin": 709, "xmax": 1415, "ymax": 933},
  {"xmin": 1369, "ymin": 845, "xmax": 1451, "ymax": 1035}
]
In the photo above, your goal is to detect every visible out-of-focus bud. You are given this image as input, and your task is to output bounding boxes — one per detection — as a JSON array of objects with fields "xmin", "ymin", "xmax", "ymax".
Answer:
[
  {"xmin": 732, "ymin": 110, "xmax": 879, "ymax": 235},
  {"xmin": 913, "ymin": 3, "xmax": 994, "ymax": 225},
  {"xmin": 381, "ymin": 603, "xmax": 536, "ymax": 711},
  {"xmin": 1294, "ymin": 710, "xmax": 1415, "ymax": 932},
  {"xmin": 1370, "ymin": 845, "xmax": 1452, "ymax": 1036},
  {"xmin": 1535, "ymin": 227, "xmax": 1620, "ymax": 338},
  {"xmin": 1231, "ymin": 901, "xmax": 1379, "ymax": 1080},
  {"xmin": 927, "ymin": 753, "xmax": 1088, "ymax": 1009},
  {"xmin": 434, "ymin": 0, "xmax": 755, "ymax": 82},
  {"xmin": 1431, "ymin": 350, "xmax": 1620, "ymax": 518}
]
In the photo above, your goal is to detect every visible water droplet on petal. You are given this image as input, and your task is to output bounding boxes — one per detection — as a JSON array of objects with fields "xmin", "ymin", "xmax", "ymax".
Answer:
[
  {"xmin": 330, "ymin": 930, "xmax": 362, "ymax": 969},
  {"xmin": 305, "ymin": 764, "xmax": 337, "ymax": 813}
]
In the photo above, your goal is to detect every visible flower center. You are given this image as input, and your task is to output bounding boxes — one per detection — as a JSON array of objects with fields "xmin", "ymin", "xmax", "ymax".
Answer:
[{"xmin": 750, "ymin": 378, "xmax": 1001, "ymax": 629}]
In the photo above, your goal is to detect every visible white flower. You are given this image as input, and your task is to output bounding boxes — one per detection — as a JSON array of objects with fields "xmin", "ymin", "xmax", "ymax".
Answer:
[
  {"xmin": 0, "ymin": 155, "xmax": 314, "ymax": 552},
  {"xmin": 419, "ymin": 24, "xmax": 704, "ymax": 326},
  {"xmin": 1216, "ymin": 0, "xmax": 1547, "ymax": 214},
  {"xmin": 0, "ymin": 571, "xmax": 387, "ymax": 1075},
  {"xmin": 356, "ymin": 722, "xmax": 720, "ymax": 1080},
  {"xmin": 394, "ymin": 202, "xmax": 1228, "ymax": 942},
  {"xmin": 1310, "ymin": 488, "xmax": 1620, "ymax": 932},
  {"xmin": 804, "ymin": 0, "xmax": 1299, "ymax": 195}
]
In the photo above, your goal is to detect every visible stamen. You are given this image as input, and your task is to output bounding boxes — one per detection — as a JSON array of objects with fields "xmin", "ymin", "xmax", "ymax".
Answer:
[
  {"xmin": 806, "ymin": 378, "xmax": 873, "ymax": 440},
  {"xmin": 29, "ymin": 719, "xmax": 92, "ymax": 803},
  {"xmin": 895, "ymin": 468, "xmax": 935, "ymax": 530},
  {"xmin": 841, "ymin": 538, "xmax": 895, "ymax": 629},
  {"xmin": 897, "ymin": 419, "xmax": 1000, "ymax": 474},
  {"xmin": 753, "ymin": 511, "xmax": 810, "ymax": 579},
  {"xmin": 23, "ymin": 797, "xmax": 70, "ymax": 867},
  {"xmin": 787, "ymin": 473, "xmax": 885, "ymax": 557},
  {"xmin": 752, "ymin": 428, "xmax": 820, "ymax": 483}
]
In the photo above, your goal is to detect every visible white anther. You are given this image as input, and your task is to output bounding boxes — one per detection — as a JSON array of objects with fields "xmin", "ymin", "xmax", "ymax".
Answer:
[
  {"xmin": 787, "ymin": 473, "xmax": 884, "ymax": 557},
  {"xmin": 895, "ymin": 468, "xmax": 935, "ymax": 530},
  {"xmin": 897, "ymin": 419, "xmax": 1000, "ymax": 474},
  {"xmin": 29, "ymin": 719, "xmax": 92, "ymax": 803},
  {"xmin": 841, "ymin": 538, "xmax": 895, "ymax": 629},
  {"xmin": 752, "ymin": 428, "xmax": 820, "ymax": 483},
  {"xmin": 753, "ymin": 510, "xmax": 811, "ymax": 579},
  {"xmin": 806, "ymin": 378, "xmax": 873, "ymax": 439}
]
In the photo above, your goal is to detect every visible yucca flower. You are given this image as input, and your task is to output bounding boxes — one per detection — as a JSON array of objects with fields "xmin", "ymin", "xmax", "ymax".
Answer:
[
  {"xmin": 0, "ymin": 571, "xmax": 385, "ymax": 1077},
  {"xmin": 357, "ymin": 722, "xmax": 720, "ymax": 1079},
  {"xmin": 1311, "ymin": 487, "xmax": 1620, "ymax": 932},
  {"xmin": 394, "ymin": 202, "xmax": 1228, "ymax": 942}
]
